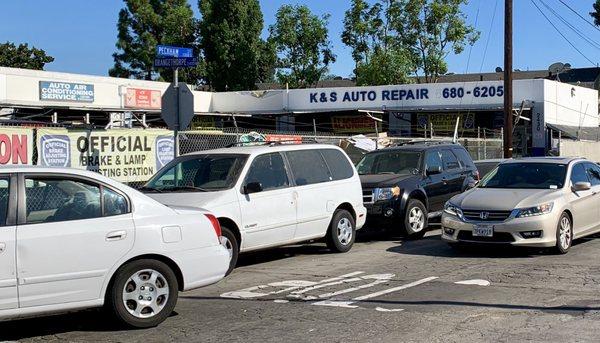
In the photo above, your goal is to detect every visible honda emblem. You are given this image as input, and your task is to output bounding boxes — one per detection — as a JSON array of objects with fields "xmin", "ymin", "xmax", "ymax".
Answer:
[{"xmin": 480, "ymin": 212, "xmax": 489, "ymax": 220}]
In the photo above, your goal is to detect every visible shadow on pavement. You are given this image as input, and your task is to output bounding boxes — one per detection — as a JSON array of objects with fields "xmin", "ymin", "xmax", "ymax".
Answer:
[
  {"xmin": 386, "ymin": 233, "xmax": 545, "ymax": 258},
  {"xmin": 178, "ymin": 295, "xmax": 599, "ymax": 317},
  {"xmin": 0, "ymin": 308, "xmax": 179, "ymax": 340}
]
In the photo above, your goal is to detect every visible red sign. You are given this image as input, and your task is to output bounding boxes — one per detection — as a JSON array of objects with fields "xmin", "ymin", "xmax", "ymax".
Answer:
[
  {"xmin": 0, "ymin": 129, "xmax": 32, "ymax": 165},
  {"xmin": 266, "ymin": 134, "xmax": 302, "ymax": 144},
  {"xmin": 125, "ymin": 88, "xmax": 161, "ymax": 109}
]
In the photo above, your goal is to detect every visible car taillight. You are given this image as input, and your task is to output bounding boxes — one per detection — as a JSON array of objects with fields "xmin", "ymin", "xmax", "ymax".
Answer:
[{"xmin": 204, "ymin": 214, "xmax": 221, "ymax": 238}]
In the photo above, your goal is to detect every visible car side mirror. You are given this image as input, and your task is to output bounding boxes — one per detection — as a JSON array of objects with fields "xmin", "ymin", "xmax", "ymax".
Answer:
[
  {"xmin": 466, "ymin": 180, "xmax": 478, "ymax": 190},
  {"xmin": 244, "ymin": 182, "xmax": 263, "ymax": 194},
  {"xmin": 426, "ymin": 165, "xmax": 442, "ymax": 176},
  {"xmin": 572, "ymin": 181, "xmax": 591, "ymax": 192}
]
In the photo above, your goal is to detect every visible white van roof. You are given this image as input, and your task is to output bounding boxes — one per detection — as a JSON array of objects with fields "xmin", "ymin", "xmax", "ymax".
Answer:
[{"xmin": 181, "ymin": 143, "xmax": 345, "ymax": 158}]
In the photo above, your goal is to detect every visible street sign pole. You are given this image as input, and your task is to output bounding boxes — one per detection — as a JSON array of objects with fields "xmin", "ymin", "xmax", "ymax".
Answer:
[
  {"xmin": 156, "ymin": 45, "xmax": 196, "ymax": 160},
  {"xmin": 174, "ymin": 67, "xmax": 179, "ymax": 158}
]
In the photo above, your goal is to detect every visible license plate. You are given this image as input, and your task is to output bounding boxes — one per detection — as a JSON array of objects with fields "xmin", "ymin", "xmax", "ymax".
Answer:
[
  {"xmin": 367, "ymin": 205, "xmax": 382, "ymax": 214},
  {"xmin": 473, "ymin": 225, "xmax": 493, "ymax": 237}
]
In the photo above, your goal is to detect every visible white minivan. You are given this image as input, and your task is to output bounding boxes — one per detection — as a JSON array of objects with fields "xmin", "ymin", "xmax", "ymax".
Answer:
[{"xmin": 142, "ymin": 144, "xmax": 367, "ymax": 274}]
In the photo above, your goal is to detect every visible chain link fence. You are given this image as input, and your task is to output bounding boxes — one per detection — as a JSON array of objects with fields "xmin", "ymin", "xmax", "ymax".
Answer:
[{"xmin": 0, "ymin": 122, "xmax": 503, "ymax": 189}]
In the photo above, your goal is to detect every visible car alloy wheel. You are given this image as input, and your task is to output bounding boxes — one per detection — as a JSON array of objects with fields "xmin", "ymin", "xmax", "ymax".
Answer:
[
  {"xmin": 408, "ymin": 207, "xmax": 425, "ymax": 233},
  {"xmin": 337, "ymin": 217, "xmax": 353, "ymax": 246},
  {"xmin": 220, "ymin": 236, "xmax": 234, "ymax": 261},
  {"xmin": 122, "ymin": 269, "xmax": 170, "ymax": 319},
  {"xmin": 559, "ymin": 216, "xmax": 572, "ymax": 251}
]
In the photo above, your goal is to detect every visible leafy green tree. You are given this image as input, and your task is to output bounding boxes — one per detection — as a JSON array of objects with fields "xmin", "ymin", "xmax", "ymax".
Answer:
[
  {"xmin": 356, "ymin": 48, "xmax": 413, "ymax": 86},
  {"xmin": 109, "ymin": 0, "xmax": 200, "ymax": 83},
  {"xmin": 398, "ymin": 0, "xmax": 479, "ymax": 83},
  {"xmin": 591, "ymin": 0, "xmax": 600, "ymax": 26},
  {"xmin": 342, "ymin": 0, "xmax": 414, "ymax": 85},
  {"xmin": 0, "ymin": 42, "xmax": 54, "ymax": 70},
  {"xmin": 199, "ymin": 0, "xmax": 274, "ymax": 91},
  {"xmin": 268, "ymin": 5, "xmax": 336, "ymax": 88}
]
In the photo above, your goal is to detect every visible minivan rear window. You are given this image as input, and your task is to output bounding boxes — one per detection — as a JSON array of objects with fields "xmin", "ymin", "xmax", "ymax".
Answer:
[
  {"xmin": 286, "ymin": 150, "xmax": 331, "ymax": 186},
  {"xmin": 321, "ymin": 149, "xmax": 354, "ymax": 181}
]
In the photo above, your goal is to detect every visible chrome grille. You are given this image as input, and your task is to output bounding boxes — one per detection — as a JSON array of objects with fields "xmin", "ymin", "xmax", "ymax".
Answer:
[
  {"xmin": 462, "ymin": 209, "xmax": 512, "ymax": 222},
  {"xmin": 363, "ymin": 189, "xmax": 374, "ymax": 204}
]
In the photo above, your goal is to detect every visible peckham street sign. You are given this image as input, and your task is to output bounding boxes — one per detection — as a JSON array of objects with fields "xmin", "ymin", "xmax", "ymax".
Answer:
[
  {"xmin": 156, "ymin": 45, "xmax": 193, "ymax": 58},
  {"xmin": 154, "ymin": 45, "xmax": 197, "ymax": 68}
]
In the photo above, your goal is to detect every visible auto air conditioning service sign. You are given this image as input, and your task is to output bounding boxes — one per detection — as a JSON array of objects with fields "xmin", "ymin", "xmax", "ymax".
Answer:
[{"xmin": 39, "ymin": 81, "xmax": 95, "ymax": 102}]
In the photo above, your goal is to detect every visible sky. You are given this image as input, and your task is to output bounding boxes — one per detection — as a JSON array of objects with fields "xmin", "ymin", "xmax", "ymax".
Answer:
[{"xmin": 1, "ymin": 0, "xmax": 600, "ymax": 78}]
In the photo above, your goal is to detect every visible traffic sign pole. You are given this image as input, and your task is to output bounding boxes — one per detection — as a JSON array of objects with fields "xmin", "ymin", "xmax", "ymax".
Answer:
[{"xmin": 174, "ymin": 67, "xmax": 179, "ymax": 158}]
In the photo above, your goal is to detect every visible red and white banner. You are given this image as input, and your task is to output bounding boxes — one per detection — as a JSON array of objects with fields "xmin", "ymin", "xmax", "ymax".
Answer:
[
  {"xmin": 266, "ymin": 134, "xmax": 302, "ymax": 144},
  {"xmin": 0, "ymin": 127, "xmax": 34, "ymax": 165},
  {"xmin": 125, "ymin": 88, "xmax": 161, "ymax": 109}
]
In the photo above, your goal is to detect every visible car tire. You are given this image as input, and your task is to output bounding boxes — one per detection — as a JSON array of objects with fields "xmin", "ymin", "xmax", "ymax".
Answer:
[
  {"xmin": 402, "ymin": 199, "xmax": 428, "ymax": 240},
  {"xmin": 554, "ymin": 212, "xmax": 573, "ymax": 254},
  {"xmin": 220, "ymin": 226, "xmax": 239, "ymax": 276},
  {"xmin": 107, "ymin": 259, "xmax": 179, "ymax": 328},
  {"xmin": 326, "ymin": 209, "xmax": 356, "ymax": 253}
]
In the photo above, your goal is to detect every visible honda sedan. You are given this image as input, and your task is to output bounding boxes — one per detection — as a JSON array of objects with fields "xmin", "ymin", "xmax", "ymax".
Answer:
[{"xmin": 442, "ymin": 157, "xmax": 600, "ymax": 254}]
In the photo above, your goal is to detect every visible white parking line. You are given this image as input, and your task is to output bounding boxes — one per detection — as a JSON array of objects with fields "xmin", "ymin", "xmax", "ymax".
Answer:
[
  {"xmin": 454, "ymin": 279, "xmax": 490, "ymax": 286},
  {"xmin": 313, "ymin": 276, "xmax": 438, "ymax": 308},
  {"xmin": 221, "ymin": 271, "xmax": 365, "ymax": 299}
]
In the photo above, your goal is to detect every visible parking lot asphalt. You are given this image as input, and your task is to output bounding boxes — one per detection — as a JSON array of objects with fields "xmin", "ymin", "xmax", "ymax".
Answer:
[{"xmin": 4, "ymin": 228, "xmax": 600, "ymax": 343}]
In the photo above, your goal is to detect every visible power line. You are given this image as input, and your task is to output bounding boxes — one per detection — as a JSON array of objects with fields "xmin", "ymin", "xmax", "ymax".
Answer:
[
  {"xmin": 530, "ymin": 0, "xmax": 596, "ymax": 65},
  {"xmin": 538, "ymin": 0, "xmax": 600, "ymax": 51},
  {"xmin": 463, "ymin": 0, "xmax": 481, "ymax": 74},
  {"xmin": 556, "ymin": 0, "xmax": 600, "ymax": 34},
  {"xmin": 479, "ymin": 0, "xmax": 499, "ymax": 73}
]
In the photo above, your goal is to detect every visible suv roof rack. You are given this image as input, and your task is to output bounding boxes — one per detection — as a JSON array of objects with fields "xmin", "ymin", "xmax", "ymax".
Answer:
[
  {"xmin": 393, "ymin": 140, "xmax": 456, "ymax": 147},
  {"xmin": 225, "ymin": 139, "xmax": 316, "ymax": 148}
]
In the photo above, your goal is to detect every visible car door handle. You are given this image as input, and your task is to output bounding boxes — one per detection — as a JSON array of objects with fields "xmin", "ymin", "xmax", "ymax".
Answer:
[
  {"xmin": 0, "ymin": 242, "xmax": 5, "ymax": 253},
  {"xmin": 106, "ymin": 230, "xmax": 127, "ymax": 241},
  {"xmin": 442, "ymin": 178, "xmax": 448, "ymax": 184}
]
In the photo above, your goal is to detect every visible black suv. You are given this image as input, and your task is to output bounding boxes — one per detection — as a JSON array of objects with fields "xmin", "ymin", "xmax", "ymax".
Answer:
[{"xmin": 357, "ymin": 141, "xmax": 479, "ymax": 239}]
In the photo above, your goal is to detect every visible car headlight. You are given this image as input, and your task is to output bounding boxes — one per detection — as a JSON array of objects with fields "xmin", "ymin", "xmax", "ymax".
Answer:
[
  {"xmin": 373, "ymin": 186, "xmax": 401, "ymax": 201},
  {"xmin": 516, "ymin": 202, "xmax": 554, "ymax": 218},
  {"xmin": 444, "ymin": 202, "xmax": 463, "ymax": 217}
]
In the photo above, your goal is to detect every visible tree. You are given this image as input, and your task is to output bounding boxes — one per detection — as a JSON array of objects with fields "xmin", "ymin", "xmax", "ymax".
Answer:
[
  {"xmin": 342, "ymin": 0, "xmax": 414, "ymax": 85},
  {"xmin": 398, "ymin": 0, "xmax": 479, "ymax": 83},
  {"xmin": 591, "ymin": 0, "xmax": 600, "ymax": 26},
  {"xmin": 199, "ymin": 0, "xmax": 275, "ymax": 91},
  {"xmin": 268, "ymin": 5, "xmax": 336, "ymax": 88},
  {"xmin": 109, "ymin": 0, "xmax": 200, "ymax": 83},
  {"xmin": 0, "ymin": 42, "xmax": 54, "ymax": 70},
  {"xmin": 356, "ymin": 48, "xmax": 413, "ymax": 86}
]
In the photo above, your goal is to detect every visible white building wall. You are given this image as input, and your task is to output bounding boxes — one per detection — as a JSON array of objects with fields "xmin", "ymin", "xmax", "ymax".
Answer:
[
  {"xmin": 541, "ymin": 79, "xmax": 599, "ymax": 127},
  {"xmin": 0, "ymin": 68, "xmax": 597, "ymax": 130},
  {"xmin": 0, "ymin": 67, "xmax": 212, "ymax": 113}
]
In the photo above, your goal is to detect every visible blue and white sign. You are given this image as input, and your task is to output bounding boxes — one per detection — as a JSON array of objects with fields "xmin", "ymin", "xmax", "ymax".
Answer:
[
  {"xmin": 39, "ymin": 135, "xmax": 71, "ymax": 167},
  {"xmin": 39, "ymin": 81, "xmax": 94, "ymax": 103},
  {"xmin": 155, "ymin": 135, "xmax": 174, "ymax": 170},
  {"xmin": 155, "ymin": 45, "xmax": 197, "ymax": 68},
  {"xmin": 156, "ymin": 45, "xmax": 193, "ymax": 58},
  {"xmin": 154, "ymin": 57, "xmax": 198, "ymax": 68}
]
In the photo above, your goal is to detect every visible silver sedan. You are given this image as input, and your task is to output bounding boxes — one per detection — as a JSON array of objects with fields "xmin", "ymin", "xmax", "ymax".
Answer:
[{"xmin": 442, "ymin": 157, "xmax": 600, "ymax": 254}]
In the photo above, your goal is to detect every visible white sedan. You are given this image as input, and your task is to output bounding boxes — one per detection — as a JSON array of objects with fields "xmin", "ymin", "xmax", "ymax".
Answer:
[{"xmin": 0, "ymin": 166, "xmax": 229, "ymax": 328}]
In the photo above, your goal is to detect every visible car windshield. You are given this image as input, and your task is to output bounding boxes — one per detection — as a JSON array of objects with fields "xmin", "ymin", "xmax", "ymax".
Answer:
[
  {"xmin": 144, "ymin": 154, "xmax": 248, "ymax": 192},
  {"xmin": 356, "ymin": 151, "xmax": 421, "ymax": 175},
  {"xmin": 478, "ymin": 162, "xmax": 567, "ymax": 189}
]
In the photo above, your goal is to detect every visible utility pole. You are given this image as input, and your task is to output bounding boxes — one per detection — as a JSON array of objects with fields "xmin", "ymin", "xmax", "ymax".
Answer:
[{"xmin": 503, "ymin": 0, "xmax": 513, "ymax": 158}]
